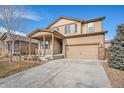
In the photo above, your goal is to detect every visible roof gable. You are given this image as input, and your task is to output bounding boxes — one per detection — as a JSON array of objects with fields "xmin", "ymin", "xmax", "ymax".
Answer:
[
  {"xmin": 28, "ymin": 28, "xmax": 65, "ymax": 39},
  {"xmin": 47, "ymin": 16, "xmax": 83, "ymax": 28},
  {"xmin": 50, "ymin": 19, "xmax": 80, "ymax": 28}
]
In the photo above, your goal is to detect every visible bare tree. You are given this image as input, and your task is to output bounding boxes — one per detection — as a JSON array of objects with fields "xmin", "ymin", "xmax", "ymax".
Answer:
[{"xmin": 0, "ymin": 5, "xmax": 25, "ymax": 63}]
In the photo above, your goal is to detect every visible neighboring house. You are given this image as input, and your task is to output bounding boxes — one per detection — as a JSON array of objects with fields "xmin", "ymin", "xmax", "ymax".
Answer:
[
  {"xmin": 0, "ymin": 33, "xmax": 38, "ymax": 57},
  {"xmin": 105, "ymin": 40, "xmax": 111, "ymax": 60},
  {"xmin": 28, "ymin": 16, "xmax": 108, "ymax": 60},
  {"xmin": 105, "ymin": 40, "xmax": 111, "ymax": 49}
]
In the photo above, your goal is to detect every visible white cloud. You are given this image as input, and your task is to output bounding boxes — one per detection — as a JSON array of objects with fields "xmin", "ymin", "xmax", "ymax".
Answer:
[
  {"xmin": 0, "ymin": 10, "xmax": 42, "ymax": 21},
  {"xmin": 0, "ymin": 27, "xmax": 26, "ymax": 36},
  {"xmin": 21, "ymin": 13, "xmax": 42, "ymax": 21},
  {"xmin": 14, "ymin": 31, "xmax": 26, "ymax": 36},
  {"xmin": 0, "ymin": 27, "xmax": 7, "ymax": 33}
]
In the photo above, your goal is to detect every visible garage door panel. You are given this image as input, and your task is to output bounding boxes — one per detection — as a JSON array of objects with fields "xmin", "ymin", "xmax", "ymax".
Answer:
[{"xmin": 66, "ymin": 45, "xmax": 98, "ymax": 59}]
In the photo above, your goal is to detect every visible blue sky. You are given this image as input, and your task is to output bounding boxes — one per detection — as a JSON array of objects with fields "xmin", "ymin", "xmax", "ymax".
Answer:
[{"xmin": 21, "ymin": 5, "xmax": 124, "ymax": 40}]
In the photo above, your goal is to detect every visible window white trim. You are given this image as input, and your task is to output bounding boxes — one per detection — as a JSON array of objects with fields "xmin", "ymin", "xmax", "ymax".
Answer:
[
  {"xmin": 88, "ymin": 22, "xmax": 94, "ymax": 32},
  {"xmin": 65, "ymin": 24, "xmax": 77, "ymax": 34}
]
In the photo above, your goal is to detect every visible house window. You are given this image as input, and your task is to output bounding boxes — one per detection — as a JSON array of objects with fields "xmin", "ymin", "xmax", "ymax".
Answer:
[
  {"xmin": 65, "ymin": 24, "xmax": 77, "ymax": 34},
  {"xmin": 88, "ymin": 23, "xmax": 94, "ymax": 32}
]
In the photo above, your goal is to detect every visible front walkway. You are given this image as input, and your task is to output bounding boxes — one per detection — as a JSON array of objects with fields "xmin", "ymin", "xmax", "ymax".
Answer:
[{"xmin": 0, "ymin": 59, "xmax": 111, "ymax": 88}]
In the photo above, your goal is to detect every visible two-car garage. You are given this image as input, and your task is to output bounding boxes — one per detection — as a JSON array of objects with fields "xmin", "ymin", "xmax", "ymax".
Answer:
[
  {"xmin": 66, "ymin": 44, "xmax": 99, "ymax": 59},
  {"xmin": 64, "ymin": 34, "xmax": 105, "ymax": 59}
]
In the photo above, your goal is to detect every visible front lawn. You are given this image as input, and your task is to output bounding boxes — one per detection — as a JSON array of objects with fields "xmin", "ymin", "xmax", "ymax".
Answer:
[
  {"xmin": 102, "ymin": 62, "xmax": 124, "ymax": 88},
  {"xmin": 0, "ymin": 61, "xmax": 45, "ymax": 79}
]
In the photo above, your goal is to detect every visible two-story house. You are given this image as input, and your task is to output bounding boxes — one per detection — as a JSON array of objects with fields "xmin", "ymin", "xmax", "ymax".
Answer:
[{"xmin": 28, "ymin": 16, "xmax": 108, "ymax": 60}]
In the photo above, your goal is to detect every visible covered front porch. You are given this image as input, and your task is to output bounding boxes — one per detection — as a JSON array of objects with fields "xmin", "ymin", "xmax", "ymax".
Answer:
[{"xmin": 28, "ymin": 28, "xmax": 65, "ymax": 60}]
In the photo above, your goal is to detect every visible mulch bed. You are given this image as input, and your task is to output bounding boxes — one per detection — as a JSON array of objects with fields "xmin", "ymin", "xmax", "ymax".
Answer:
[
  {"xmin": 0, "ymin": 61, "xmax": 46, "ymax": 79},
  {"xmin": 102, "ymin": 62, "xmax": 124, "ymax": 88}
]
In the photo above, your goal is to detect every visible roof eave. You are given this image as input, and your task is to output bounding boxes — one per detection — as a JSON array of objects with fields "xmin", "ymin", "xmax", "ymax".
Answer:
[
  {"xmin": 28, "ymin": 28, "xmax": 65, "ymax": 39},
  {"xmin": 83, "ymin": 16, "xmax": 106, "ymax": 23},
  {"xmin": 65, "ymin": 31, "xmax": 108, "ymax": 38}
]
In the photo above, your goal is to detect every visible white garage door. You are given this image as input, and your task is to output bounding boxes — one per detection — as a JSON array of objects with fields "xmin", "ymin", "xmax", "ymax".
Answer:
[{"xmin": 66, "ymin": 44, "xmax": 99, "ymax": 59}]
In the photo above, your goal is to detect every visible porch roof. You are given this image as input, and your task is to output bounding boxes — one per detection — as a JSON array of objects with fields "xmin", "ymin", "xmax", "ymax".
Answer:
[{"xmin": 27, "ymin": 28, "xmax": 65, "ymax": 39}]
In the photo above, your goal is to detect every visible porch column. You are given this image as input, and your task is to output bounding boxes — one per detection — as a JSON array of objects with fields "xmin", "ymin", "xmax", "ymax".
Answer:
[
  {"xmin": 38, "ymin": 40, "xmax": 40, "ymax": 56},
  {"xmin": 29, "ymin": 38, "xmax": 31, "ymax": 57},
  {"xmin": 43, "ymin": 35, "xmax": 46, "ymax": 56},
  {"xmin": 51, "ymin": 33, "xmax": 54, "ymax": 59},
  {"xmin": 63, "ymin": 39, "xmax": 66, "ymax": 58}
]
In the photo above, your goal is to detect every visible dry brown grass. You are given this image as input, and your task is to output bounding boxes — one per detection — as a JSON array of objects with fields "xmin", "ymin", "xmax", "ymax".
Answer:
[
  {"xmin": 102, "ymin": 62, "xmax": 124, "ymax": 88},
  {"xmin": 0, "ymin": 61, "xmax": 45, "ymax": 79}
]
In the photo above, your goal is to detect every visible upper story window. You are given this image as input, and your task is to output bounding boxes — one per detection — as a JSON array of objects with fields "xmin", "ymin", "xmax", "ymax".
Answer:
[
  {"xmin": 88, "ymin": 22, "xmax": 94, "ymax": 32},
  {"xmin": 65, "ymin": 24, "xmax": 77, "ymax": 34}
]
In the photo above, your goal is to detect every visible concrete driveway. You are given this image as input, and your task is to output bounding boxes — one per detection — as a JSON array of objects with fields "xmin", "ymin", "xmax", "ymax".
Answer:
[{"xmin": 0, "ymin": 59, "xmax": 111, "ymax": 88}]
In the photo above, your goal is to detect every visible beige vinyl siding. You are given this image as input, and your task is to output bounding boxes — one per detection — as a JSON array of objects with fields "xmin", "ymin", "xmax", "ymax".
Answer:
[
  {"xmin": 53, "ymin": 38, "xmax": 62, "ymax": 54},
  {"xmin": 50, "ymin": 19, "xmax": 81, "ymax": 36},
  {"xmin": 65, "ymin": 34, "xmax": 104, "ymax": 46},
  {"xmin": 82, "ymin": 20, "xmax": 103, "ymax": 34}
]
